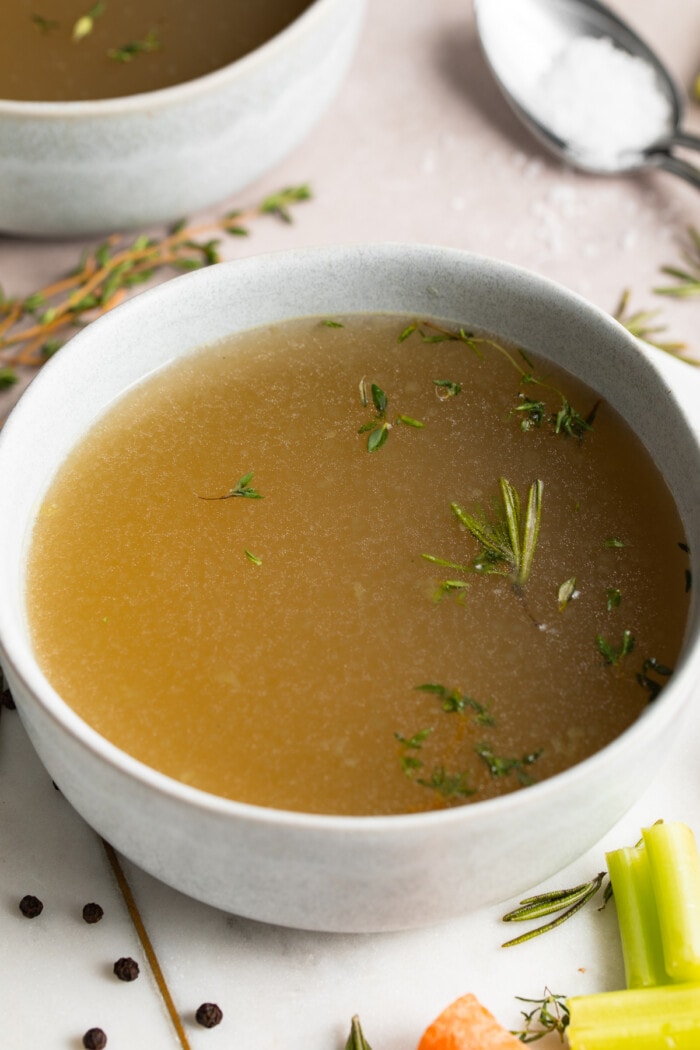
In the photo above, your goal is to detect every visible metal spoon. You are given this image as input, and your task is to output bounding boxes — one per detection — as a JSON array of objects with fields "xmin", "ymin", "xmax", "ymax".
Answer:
[{"xmin": 473, "ymin": 0, "xmax": 700, "ymax": 188}]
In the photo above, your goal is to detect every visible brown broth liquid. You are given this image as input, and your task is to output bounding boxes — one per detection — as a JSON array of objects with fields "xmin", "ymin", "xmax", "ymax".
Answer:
[
  {"xmin": 27, "ymin": 316, "xmax": 690, "ymax": 815},
  {"xmin": 1, "ymin": 0, "xmax": 310, "ymax": 101}
]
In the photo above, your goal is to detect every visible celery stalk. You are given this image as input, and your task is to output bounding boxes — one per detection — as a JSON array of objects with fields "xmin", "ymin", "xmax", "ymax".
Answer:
[
  {"xmin": 643, "ymin": 821, "xmax": 700, "ymax": 982},
  {"xmin": 605, "ymin": 844, "xmax": 669, "ymax": 988},
  {"xmin": 567, "ymin": 982, "xmax": 700, "ymax": 1049}
]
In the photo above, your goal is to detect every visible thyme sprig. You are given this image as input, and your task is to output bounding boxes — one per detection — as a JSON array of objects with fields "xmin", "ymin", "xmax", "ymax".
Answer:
[
  {"xmin": 400, "ymin": 321, "xmax": 593, "ymax": 439},
  {"xmin": 0, "ymin": 185, "xmax": 311, "ymax": 385},
  {"xmin": 198, "ymin": 472, "xmax": 264, "ymax": 501},
  {"xmin": 501, "ymin": 872, "xmax": 607, "ymax": 947},
  {"xmin": 512, "ymin": 990, "xmax": 570, "ymax": 1043},
  {"xmin": 357, "ymin": 379, "xmax": 424, "ymax": 451},
  {"xmin": 108, "ymin": 29, "xmax": 160, "ymax": 62}
]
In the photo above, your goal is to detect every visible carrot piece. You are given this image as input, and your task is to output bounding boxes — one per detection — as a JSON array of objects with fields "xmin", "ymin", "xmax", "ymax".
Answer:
[{"xmin": 417, "ymin": 993, "xmax": 524, "ymax": 1050}]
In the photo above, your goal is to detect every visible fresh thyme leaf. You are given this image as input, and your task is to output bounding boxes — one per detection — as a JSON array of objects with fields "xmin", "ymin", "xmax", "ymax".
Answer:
[
  {"xmin": 366, "ymin": 422, "xmax": 389, "ymax": 452},
  {"xmin": 321, "ymin": 319, "xmax": 344, "ymax": 328},
  {"xmin": 395, "ymin": 728, "xmax": 432, "ymax": 777},
  {"xmin": 512, "ymin": 991, "xmax": 570, "ymax": 1043},
  {"xmin": 606, "ymin": 587, "xmax": 622, "ymax": 611},
  {"xmin": 260, "ymin": 184, "xmax": 312, "ymax": 223},
  {"xmin": 396, "ymin": 414, "xmax": 424, "ymax": 428},
  {"xmin": 604, "ymin": 537, "xmax": 626, "ymax": 548},
  {"xmin": 475, "ymin": 743, "xmax": 542, "ymax": 785},
  {"xmin": 244, "ymin": 549, "xmax": 262, "ymax": 565},
  {"xmin": 433, "ymin": 379, "xmax": 461, "ymax": 398},
  {"xmin": 552, "ymin": 398, "xmax": 592, "ymax": 439},
  {"xmin": 31, "ymin": 12, "xmax": 60, "ymax": 33},
  {"xmin": 345, "ymin": 1015, "xmax": 373, "ymax": 1050},
  {"xmin": 198, "ymin": 472, "xmax": 264, "ymax": 501},
  {"xmin": 416, "ymin": 766, "xmax": 475, "ymax": 799},
  {"xmin": 596, "ymin": 629, "xmax": 635, "ymax": 666},
  {"xmin": 557, "ymin": 576, "xmax": 577, "ymax": 611},
  {"xmin": 415, "ymin": 683, "xmax": 494, "ymax": 724},
  {"xmin": 371, "ymin": 383, "xmax": 387, "ymax": 415},
  {"xmin": 108, "ymin": 28, "xmax": 160, "ymax": 62}
]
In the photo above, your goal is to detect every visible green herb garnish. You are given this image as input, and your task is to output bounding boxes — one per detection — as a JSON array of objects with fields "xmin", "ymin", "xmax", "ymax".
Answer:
[
  {"xmin": 416, "ymin": 765, "xmax": 474, "ymax": 799},
  {"xmin": 557, "ymin": 576, "xmax": 577, "ymax": 612},
  {"xmin": 512, "ymin": 991, "xmax": 570, "ymax": 1042},
  {"xmin": 345, "ymin": 1015, "xmax": 373, "ymax": 1050},
  {"xmin": 198, "ymin": 472, "xmax": 264, "ymax": 501},
  {"xmin": 244, "ymin": 549, "xmax": 262, "ymax": 565},
  {"xmin": 606, "ymin": 587, "xmax": 622, "ymax": 611},
  {"xmin": 357, "ymin": 381, "xmax": 424, "ymax": 451},
  {"xmin": 475, "ymin": 743, "xmax": 543, "ymax": 785},
  {"xmin": 415, "ymin": 683, "xmax": 494, "ymax": 725},
  {"xmin": 72, "ymin": 1, "xmax": 105, "ymax": 41},
  {"xmin": 501, "ymin": 872, "xmax": 607, "ymax": 947},
  {"xmin": 596, "ymin": 629, "xmax": 635, "ymax": 666},
  {"xmin": 108, "ymin": 28, "xmax": 160, "ymax": 62}
]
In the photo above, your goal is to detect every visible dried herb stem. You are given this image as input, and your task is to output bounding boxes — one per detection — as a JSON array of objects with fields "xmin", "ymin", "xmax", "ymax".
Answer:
[{"xmin": 0, "ymin": 185, "xmax": 311, "ymax": 372}]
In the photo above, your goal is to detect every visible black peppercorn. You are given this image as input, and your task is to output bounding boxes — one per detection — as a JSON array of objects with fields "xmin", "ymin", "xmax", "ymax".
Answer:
[
  {"xmin": 82, "ymin": 902, "xmax": 104, "ymax": 924},
  {"xmin": 195, "ymin": 1002, "xmax": 223, "ymax": 1028},
  {"xmin": 19, "ymin": 894, "xmax": 43, "ymax": 918},
  {"xmin": 113, "ymin": 956, "xmax": 140, "ymax": 981},
  {"xmin": 82, "ymin": 1028, "xmax": 107, "ymax": 1049}
]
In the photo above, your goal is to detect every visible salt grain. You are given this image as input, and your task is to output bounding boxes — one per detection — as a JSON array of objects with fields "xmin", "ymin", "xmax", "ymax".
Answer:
[{"xmin": 530, "ymin": 36, "xmax": 673, "ymax": 169}]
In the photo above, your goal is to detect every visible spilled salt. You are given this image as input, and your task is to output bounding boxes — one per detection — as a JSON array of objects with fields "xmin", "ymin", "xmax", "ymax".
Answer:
[{"xmin": 530, "ymin": 35, "xmax": 673, "ymax": 169}]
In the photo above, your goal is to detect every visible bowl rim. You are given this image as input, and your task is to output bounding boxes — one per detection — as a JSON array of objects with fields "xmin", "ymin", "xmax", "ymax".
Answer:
[
  {"xmin": 0, "ymin": 0, "xmax": 348, "ymax": 115},
  {"xmin": 1, "ymin": 242, "xmax": 698, "ymax": 835}
]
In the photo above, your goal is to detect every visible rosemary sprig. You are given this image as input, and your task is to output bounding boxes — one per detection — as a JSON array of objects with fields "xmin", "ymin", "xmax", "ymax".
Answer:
[
  {"xmin": 451, "ymin": 478, "xmax": 543, "ymax": 590},
  {"xmin": 501, "ymin": 872, "xmax": 607, "ymax": 947},
  {"xmin": 654, "ymin": 227, "xmax": 700, "ymax": 298},
  {"xmin": 345, "ymin": 1015, "xmax": 373, "ymax": 1050},
  {"xmin": 0, "ymin": 185, "xmax": 311, "ymax": 385},
  {"xmin": 512, "ymin": 990, "xmax": 570, "ymax": 1043},
  {"xmin": 613, "ymin": 288, "xmax": 694, "ymax": 362}
]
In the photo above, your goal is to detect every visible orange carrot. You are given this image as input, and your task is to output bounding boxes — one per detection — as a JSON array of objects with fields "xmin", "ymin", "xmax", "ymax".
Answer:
[{"xmin": 417, "ymin": 993, "xmax": 523, "ymax": 1050}]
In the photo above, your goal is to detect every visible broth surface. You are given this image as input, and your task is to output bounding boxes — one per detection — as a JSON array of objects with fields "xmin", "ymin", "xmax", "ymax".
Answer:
[
  {"xmin": 27, "ymin": 315, "xmax": 690, "ymax": 815},
  {"xmin": 1, "ymin": 0, "xmax": 310, "ymax": 101}
]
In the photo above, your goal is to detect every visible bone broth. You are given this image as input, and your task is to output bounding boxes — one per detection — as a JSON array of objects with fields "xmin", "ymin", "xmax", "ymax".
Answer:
[
  {"xmin": 26, "ymin": 316, "xmax": 690, "ymax": 816},
  {"xmin": 1, "ymin": 0, "xmax": 310, "ymax": 102}
]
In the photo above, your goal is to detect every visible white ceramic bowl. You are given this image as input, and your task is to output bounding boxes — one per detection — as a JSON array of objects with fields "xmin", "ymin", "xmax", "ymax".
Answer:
[
  {"xmin": 0, "ymin": 0, "xmax": 364, "ymax": 237},
  {"xmin": 1, "ymin": 244, "xmax": 699, "ymax": 933}
]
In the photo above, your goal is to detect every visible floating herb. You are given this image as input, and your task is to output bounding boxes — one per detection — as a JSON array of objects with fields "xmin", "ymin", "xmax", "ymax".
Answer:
[
  {"xmin": 415, "ymin": 683, "xmax": 494, "ymax": 725},
  {"xmin": 636, "ymin": 656, "xmax": 673, "ymax": 701},
  {"xmin": 31, "ymin": 13, "xmax": 60, "ymax": 33},
  {"xmin": 596, "ymin": 629, "xmax": 635, "ymax": 666},
  {"xmin": 604, "ymin": 537, "xmax": 626, "ymax": 549},
  {"xmin": 72, "ymin": 1, "xmax": 105, "ymax": 41},
  {"xmin": 416, "ymin": 765, "xmax": 474, "ymax": 799},
  {"xmin": 606, "ymin": 587, "xmax": 622, "ymax": 611},
  {"xmin": 557, "ymin": 576, "xmax": 577, "ymax": 611},
  {"xmin": 452, "ymin": 478, "xmax": 543, "ymax": 590},
  {"xmin": 433, "ymin": 379, "xmax": 462, "ymax": 399},
  {"xmin": 395, "ymin": 728, "xmax": 432, "ymax": 776},
  {"xmin": 501, "ymin": 872, "xmax": 607, "ymax": 947},
  {"xmin": 0, "ymin": 184, "xmax": 310, "ymax": 396},
  {"xmin": 198, "ymin": 472, "xmax": 264, "ymax": 501},
  {"xmin": 321, "ymin": 319, "xmax": 344, "ymax": 328},
  {"xmin": 244, "ymin": 549, "xmax": 262, "ymax": 566},
  {"xmin": 108, "ymin": 29, "xmax": 160, "ymax": 62},
  {"xmin": 475, "ymin": 743, "xmax": 543, "ymax": 785},
  {"xmin": 357, "ymin": 381, "xmax": 424, "ymax": 451},
  {"xmin": 400, "ymin": 320, "xmax": 593, "ymax": 439},
  {"xmin": 512, "ymin": 991, "xmax": 570, "ymax": 1043}
]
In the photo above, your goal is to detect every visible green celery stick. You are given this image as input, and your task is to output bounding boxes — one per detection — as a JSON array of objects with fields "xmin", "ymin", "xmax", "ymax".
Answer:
[
  {"xmin": 567, "ymin": 982, "xmax": 700, "ymax": 1049},
  {"xmin": 643, "ymin": 821, "xmax": 700, "ymax": 982},
  {"xmin": 606, "ymin": 844, "xmax": 669, "ymax": 988}
]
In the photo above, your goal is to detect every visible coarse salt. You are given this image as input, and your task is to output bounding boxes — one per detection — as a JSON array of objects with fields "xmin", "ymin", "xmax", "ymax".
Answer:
[{"xmin": 530, "ymin": 35, "xmax": 673, "ymax": 169}]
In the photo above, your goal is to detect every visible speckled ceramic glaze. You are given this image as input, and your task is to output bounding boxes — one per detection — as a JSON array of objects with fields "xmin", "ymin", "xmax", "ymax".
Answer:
[
  {"xmin": 0, "ymin": 0, "xmax": 364, "ymax": 237},
  {"xmin": 1, "ymin": 245, "xmax": 699, "ymax": 932}
]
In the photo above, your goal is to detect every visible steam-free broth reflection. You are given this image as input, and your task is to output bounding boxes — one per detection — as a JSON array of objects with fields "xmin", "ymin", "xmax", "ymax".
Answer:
[{"xmin": 27, "ymin": 316, "xmax": 690, "ymax": 815}]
